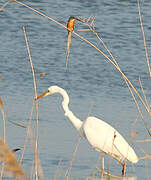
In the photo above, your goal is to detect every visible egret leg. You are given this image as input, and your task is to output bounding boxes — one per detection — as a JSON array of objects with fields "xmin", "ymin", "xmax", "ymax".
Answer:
[
  {"xmin": 101, "ymin": 152, "xmax": 105, "ymax": 178},
  {"xmin": 115, "ymin": 158, "xmax": 126, "ymax": 176},
  {"xmin": 122, "ymin": 162, "xmax": 126, "ymax": 176},
  {"xmin": 102, "ymin": 152, "xmax": 104, "ymax": 171}
]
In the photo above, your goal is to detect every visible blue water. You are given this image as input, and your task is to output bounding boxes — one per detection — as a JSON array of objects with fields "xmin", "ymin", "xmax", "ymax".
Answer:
[{"xmin": 0, "ymin": 0, "xmax": 151, "ymax": 179}]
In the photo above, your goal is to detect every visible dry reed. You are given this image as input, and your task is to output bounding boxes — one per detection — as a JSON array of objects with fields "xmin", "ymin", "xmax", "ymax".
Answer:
[
  {"xmin": 1, "ymin": 0, "xmax": 151, "ymax": 179},
  {"xmin": 137, "ymin": 0, "xmax": 151, "ymax": 79},
  {"xmin": 0, "ymin": 96, "xmax": 6, "ymax": 178},
  {"xmin": 65, "ymin": 136, "xmax": 81, "ymax": 180},
  {"xmin": 23, "ymin": 26, "xmax": 44, "ymax": 180},
  {"xmin": 38, "ymin": 72, "xmax": 46, "ymax": 82},
  {"xmin": 0, "ymin": 0, "xmax": 11, "ymax": 12},
  {"xmin": 0, "ymin": 138, "xmax": 28, "ymax": 179},
  {"xmin": 0, "ymin": 97, "xmax": 6, "ymax": 142},
  {"xmin": 53, "ymin": 158, "xmax": 63, "ymax": 180},
  {"xmin": 11, "ymin": 0, "xmax": 151, "ymax": 117}
]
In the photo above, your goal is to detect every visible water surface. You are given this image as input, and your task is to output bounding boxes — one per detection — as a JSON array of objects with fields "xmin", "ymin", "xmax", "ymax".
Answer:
[{"xmin": 0, "ymin": 0, "xmax": 151, "ymax": 179}]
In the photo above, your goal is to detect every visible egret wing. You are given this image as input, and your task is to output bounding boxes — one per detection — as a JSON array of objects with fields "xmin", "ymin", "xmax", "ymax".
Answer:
[{"xmin": 83, "ymin": 117, "xmax": 138, "ymax": 163}]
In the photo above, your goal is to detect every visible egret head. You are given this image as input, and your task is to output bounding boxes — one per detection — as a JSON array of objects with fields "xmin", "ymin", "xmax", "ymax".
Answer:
[{"xmin": 37, "ymin": 86, "xmax": 60, "ymax": 100}]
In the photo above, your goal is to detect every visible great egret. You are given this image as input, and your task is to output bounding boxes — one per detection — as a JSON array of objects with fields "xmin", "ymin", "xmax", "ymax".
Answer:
[{"xmin": 37, "ymin": 85, "xmax": 138, "ymax": 176}]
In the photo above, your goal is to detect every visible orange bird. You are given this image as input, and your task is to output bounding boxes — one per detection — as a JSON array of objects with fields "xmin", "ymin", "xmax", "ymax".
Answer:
[{"xmin": 66, "ymin": 16, "xmax": 81, "ymax": 70}]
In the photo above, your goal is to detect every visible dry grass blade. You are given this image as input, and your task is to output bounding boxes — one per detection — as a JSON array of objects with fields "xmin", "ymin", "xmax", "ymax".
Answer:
[
  {"xmin": 23, "ymin": 26, "xmax": 44, "ymax": 180},
  {"xmin": 23, "ymin": 27, "xmax": 37, "ymax": 98},
  {"xmin": 137, "ymin": 0, "xmax": 151, "ymax": 78},
  {"xmin": 8, "ymin": 120, "xmax": 27, "ymax": 128},
  {"xmin": 135, "ymin": 139, "xmax": 151, "ymax": 143},
  {"xmin": 39, "ymin": 72, "xmax": 46, "ymax": 81},
  {"xmin": 13, "ymin": 0, "xmax": 67, "ymax": 30},
  {"xmin": 37, "ymin": 72, "xmax": 46, "ymax": 87},
  {"xmin": 0, "ymin": 139, "xmax": 28, "ymax": 179},
  {"xmin": 87, "ymin": 15, "xmax": 93, "ymax": 22},
  {"xmin": 124, "ymin": 79, "xmax": 151, "ymax": 136},
  {"xmin": 0, "ymin": 96, "xmax": 6, "ymax": 143},
  {"xmin": 138, "ymin": 77, "xmax": 151, "ymax": 115},
  {"xmin": 139, "ymin": 149, "xmax": 151, "ymax": 162},
  {"xmin": 12, "ymin": 0, "xmax": 150, "ymax": 115},
  {"xmin": 65, "ymin": 136, "xmax": 81, "ymax": 180},
  {"xmin": 96, "ymin": 166, "xmax": 123, "ymax": 179},
  {"xmin": 77, "ymin": 29, "xmax": 91, "ymax": 32},
  {"xmin": 0, "ymin": 97, "xmax": 4, "ymax": 112},
  {"xmin": 90, "ymin": 16, "xmax": 95, "ymax": 28},
  {"xmin": 130, "ymin": 118, "xmax": 138, "ymax": 138},
  {"xmin": 53, "ymin": 158, "xmax": 62, "ymax": 180},
  {"xmin": 23, "ymin": 25, "xmax": 39, "ymax": 178},
  {"xmin": 66, "ymin": 32, "xmax": 72, "ymax": 70},
  {"xmin": 0, "ymin": 0, "xmax": 11, "ymax": 11},
  {"xmin": 130, "ymin": 130, "xmax": 138, "ymax": 138},
  {"xmin": 131, "ymin": 117, "xmax": 138, "ymax": 127},
  {"xmin": 0, "ymin": 96, "xmax": 5, "ymax": 178}
]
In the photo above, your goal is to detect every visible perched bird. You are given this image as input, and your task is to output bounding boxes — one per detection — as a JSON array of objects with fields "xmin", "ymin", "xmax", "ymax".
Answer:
[
  {"xmin": 67, "ymin": 16, "xmax": 81, "ymax": 33},
  {"xmin": 37, "ymin": 85, "xmax": 138, "ymax": 176},
  {"xmin": 66, "ymin": 16, "xmax": 81, "ymax": 70}
]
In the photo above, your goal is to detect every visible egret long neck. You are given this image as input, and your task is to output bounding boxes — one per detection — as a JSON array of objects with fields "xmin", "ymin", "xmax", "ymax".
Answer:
[{"xmin": 58, "ymin": 88, "xmax": 83, "ymax": 132}]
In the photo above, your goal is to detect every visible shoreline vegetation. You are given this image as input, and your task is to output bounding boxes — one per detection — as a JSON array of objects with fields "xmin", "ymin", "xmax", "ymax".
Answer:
[{"xmin": 0, "ymin": 0, "xmax": 151, "ymax": 179}]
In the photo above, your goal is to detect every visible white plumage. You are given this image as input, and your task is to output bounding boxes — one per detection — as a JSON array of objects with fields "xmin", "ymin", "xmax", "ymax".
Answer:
[
  {"xmin": 83, "ymin": 117, "xmax": 138, "ymax": 164},
  {"xmin": 37, "ymin": 85, "xmax": 138, "ymax": 176}
]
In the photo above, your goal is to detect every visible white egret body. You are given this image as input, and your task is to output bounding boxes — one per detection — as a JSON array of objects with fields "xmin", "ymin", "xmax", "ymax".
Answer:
[{"xmin": 37, "ymin": 86, "xmax": 138, "ymax": 175}]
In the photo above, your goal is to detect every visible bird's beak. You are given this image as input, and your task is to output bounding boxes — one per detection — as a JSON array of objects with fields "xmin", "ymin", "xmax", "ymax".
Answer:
[
  {"xmin": 76, "ymin": 18, "xmax": 81, "ymax": 22},
  {"xmin": 74, "ymin": 17, "xmax": 81, "ymax": 22},
  {"xmin": 37, "ymin": 91, "xmax": 48, "ymax": 100}
]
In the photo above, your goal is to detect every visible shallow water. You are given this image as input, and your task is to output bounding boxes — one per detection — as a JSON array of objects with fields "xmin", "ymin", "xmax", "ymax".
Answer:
[{"xmin": 0, "ymin": 0, "xmax": 151, "ymax": 179}]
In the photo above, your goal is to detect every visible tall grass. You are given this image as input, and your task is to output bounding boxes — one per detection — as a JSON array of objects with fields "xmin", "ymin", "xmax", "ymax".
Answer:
[
  {"xmin": 0, "ymin": 138, "xmax": 28, "ymax": 179},
  {"xmin": 23, "ymin": 26, "xmax": 44, "ymax": 180},
  {"xmin": 11, "ymin": 0, "xmax": 151, "ymax": 116},
  {"xmin": 0, "ymin": 0, "xmax": 151, "ymax": 179},
  {"xmin": 0, "ymin": 96, "xmax": 27, "ymax": 179}
]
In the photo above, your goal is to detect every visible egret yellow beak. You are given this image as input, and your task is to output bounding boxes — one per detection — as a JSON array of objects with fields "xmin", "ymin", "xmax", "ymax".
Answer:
[{"xmin": 37, "ymin": 91, "xmax": 48, "ymax": 100}]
